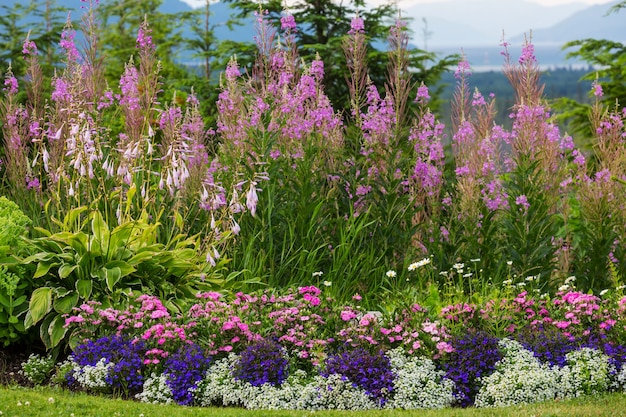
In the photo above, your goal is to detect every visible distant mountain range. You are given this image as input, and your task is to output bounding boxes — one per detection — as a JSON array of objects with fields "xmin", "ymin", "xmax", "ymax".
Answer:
[{"xmin": 401, "ymin": 0, "xmax": 625, "ymax": 47}]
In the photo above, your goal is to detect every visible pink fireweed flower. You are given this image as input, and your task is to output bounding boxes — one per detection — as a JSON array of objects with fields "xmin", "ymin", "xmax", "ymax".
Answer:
[
  {"xmin": 225, "ymin": 59, "xmax": 240, "ymax": 81},
  {"xmin": 515, "ymin": 194, "xmax": 530, "ymax": 212},
  {"xmin": 454, "ymin": 58, "xmax": 471, "ymax": 79},
  {"xmin": 60, "ymin": 23, "xmax": 80, "ymax": 62},
  {"xmin": 3, "ymin": 74, "xmax": 18, "ymax": 95},
  {"xmin": 349, "ymin": 15, "xmax": 365, "ymax": 34},
  {"xmin": 280, "ymin": 14, "xmax": 297, "ymax": 31},
  {"xmin": 592, "ymin": 79, "xmax": 603, "ymax": 97},
  {"xmin": 310, "ymin": 58, "xmax": 324, "ymax": 80},
  {"xmin": 415, "ymin": 82, "xmax": 430, "ymax": 104},
  {"xmin": 22, "ymin": 35, "xmax": 38, "ymax": 55},
  {"xmin": 518, "ymin": 41, "xmax": 536, "ymax": 65},
  {"xmin": 51, "ymin": 78, "xmax": 72, "ymax": 102},
  {"xmin": 136, "ymin": 23, "xmax": 154, "ymax": 50}
]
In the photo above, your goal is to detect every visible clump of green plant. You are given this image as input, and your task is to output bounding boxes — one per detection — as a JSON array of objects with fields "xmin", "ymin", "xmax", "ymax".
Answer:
[{"xmin": 20, "ymin": 353, "xmax": 56, "ymax": 385}]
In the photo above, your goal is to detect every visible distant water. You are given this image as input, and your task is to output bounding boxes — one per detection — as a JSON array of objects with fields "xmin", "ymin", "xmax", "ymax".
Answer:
[{"xmin": 431, "ymin": 44, "xmax": 588, "ymax": 72}]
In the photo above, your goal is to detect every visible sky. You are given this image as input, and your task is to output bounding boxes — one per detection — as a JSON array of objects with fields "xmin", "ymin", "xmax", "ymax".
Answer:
[{"xmin": 182, "ymin": 0, "xmax": 616, "ymax": 7}]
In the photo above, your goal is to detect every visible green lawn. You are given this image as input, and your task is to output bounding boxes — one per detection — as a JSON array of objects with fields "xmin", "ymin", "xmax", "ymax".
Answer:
[{"xmin": 1, "ymin": 386, "xmax": 626, "ymax": 417}]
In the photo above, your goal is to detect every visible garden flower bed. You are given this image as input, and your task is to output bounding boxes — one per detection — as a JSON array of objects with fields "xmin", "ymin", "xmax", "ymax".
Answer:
[
  {"xmin": 13, "ymin": 283, "xmax": 626, "ymax": 410},
  {"xmin": 2, "ymin": 0, "xmax": 626, "ymax": 412}
]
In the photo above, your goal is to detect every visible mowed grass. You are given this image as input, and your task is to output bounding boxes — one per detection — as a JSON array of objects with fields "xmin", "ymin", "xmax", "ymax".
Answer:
[{"xmin": 1, "ymin": 386, "xmax": 626, "ymax": 417}]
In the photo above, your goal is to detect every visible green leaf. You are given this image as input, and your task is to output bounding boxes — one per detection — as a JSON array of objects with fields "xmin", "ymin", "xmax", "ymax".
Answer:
[
  {"xmin": 39, "ymin": 313, "xmax": 56, "ymax": 350},
  {"xmin": 59, "ymin": 263, "xmax": 78, "ymax": 279},
  {"xmin": 76, "ymin": 279, "xmax": 92, "ymax": 299},
  {"xmin": 33, "ymin": 262, "xmax": 55, "ymax": 279},
  {"xmin": 49, "ymin": 314, "xmax": 68, "ymax": 349},
  {"xmin": 8, "ymin": 315, "xmax": 18, "ymax": 324},
  {"xmin": 105, "ymin": 260, "xmax": 136, "ymax": 277},
  {"xmin": 104, "ymin": 267, "xmax": 122, "ymax": 292},
  {"xmin": 53, "ymin": 290, "xmax": 79, "ymax": 314},
  {"xmin": 28, "ymin": 287, "xmax": 53, "ymax": 325}
]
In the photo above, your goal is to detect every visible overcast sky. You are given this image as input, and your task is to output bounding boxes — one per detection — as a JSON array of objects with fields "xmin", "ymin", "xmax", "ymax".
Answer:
[{"xmin": 182, "ymin": 0, "xmax": 616, "ymax": 7}]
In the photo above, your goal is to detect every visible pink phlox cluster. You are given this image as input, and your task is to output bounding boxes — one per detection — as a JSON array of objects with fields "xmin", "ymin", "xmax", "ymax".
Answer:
[{"xmin": 440, "ymin": 302, "xmax": 476, "ymax": 324}]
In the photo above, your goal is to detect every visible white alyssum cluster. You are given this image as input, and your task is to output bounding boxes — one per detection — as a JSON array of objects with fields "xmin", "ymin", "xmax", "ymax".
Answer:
[
  {"xmin": 474, "ymin": 339, "xmax": 562, "ymax": 407},
  {"xmin": 193, "ymin": 354, "xmax": 377, "ymax": 410},
  {"xmin": 615, "ymin": 365, "xmax": 626, "ymax": 391},
  {"xmin": 71, "ymin": 357, "xmax": 113, "ymax": 392},
  {"xmin": 136, "ymin": 373, "xmax": 174, "ymax": 404},
  {"xmin": 558, "ymin": 347, "xmax": 614, "ymax": 398},
  {"xmin": 385, "ymin": 348, "xmax": 455, "ymax": 410},
  {"xmin": 20, "ymin": 354, "xmax": 55, "ymax": 385}
]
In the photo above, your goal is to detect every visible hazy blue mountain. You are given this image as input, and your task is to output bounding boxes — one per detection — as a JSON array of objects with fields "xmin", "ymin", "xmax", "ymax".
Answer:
[
  {"xmin": 509, "ymin": 0, "xmax": 626, "ymax": 44},
  {"xmin": 403, "ymin": 0, "xmax": 591, "ymax": 47}
]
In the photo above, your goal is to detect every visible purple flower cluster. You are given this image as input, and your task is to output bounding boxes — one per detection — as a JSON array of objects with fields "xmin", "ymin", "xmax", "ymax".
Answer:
[
  {"xmin": 322, "ymin": 348, "xmax": 394, "ymax": 406},
  {"xmin": 70, "ymin": 335, "xmax": 146, "ymax": 394},
  {"xmin": 440, "ymin": 331, "xmax": 502, "ymax": 407},
  {"xmin": 232, "ymin": 338, "xmax": 289, "ymax": 387},
  {"xmin": 163, "ymin": 343, "xmax": 211, "ymax": 405}
]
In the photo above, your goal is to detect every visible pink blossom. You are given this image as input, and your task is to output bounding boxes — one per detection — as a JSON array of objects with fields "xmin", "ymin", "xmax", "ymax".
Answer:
[
  {"xmin": 280, "ymin": 14, "xmax": 297, "ymax": 31},
  {"xmin": 349, "ymin": 15, "xmax": 364, "ymax": 34},
  {"xmin": 341, "ymin": 310, "xmax": 357, "ymax": 321}
]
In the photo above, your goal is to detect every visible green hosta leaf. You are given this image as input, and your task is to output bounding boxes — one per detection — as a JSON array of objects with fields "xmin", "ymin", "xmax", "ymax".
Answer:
[
  {"xmin": 48, "ymin": 314, "xmax": 68, "ymax": 348},
  {"xmin": 33, "ymin": 262, "xmax": 55, "ymax": 279},
  {"xmin": 58, "ymin": 263, "xmax": 78, "ymax": 279},
  {"xmin": 103, "ymin": 267, "xmax": 122, "ymax": 292},
  {"xmin": 76, "ymin": 279, "xmax": 92, "ymax": 299},
  {"xmin": 28, "ymin": 287, "xmax": 53, "ymax": 325},
  {"xmin": 53, "ymin": 290, "xmax": 78, "ymax": 314},
  {"xmin": 39, "ymin": 313, "xmax": 56, "ymax": 350},
  {"xmin": 105, "ymin": 260, "xmax": 136, "ymax": 277}
]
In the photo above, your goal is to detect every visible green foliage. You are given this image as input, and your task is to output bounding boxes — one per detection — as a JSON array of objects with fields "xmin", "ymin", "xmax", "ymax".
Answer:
[
  {"xmin": 0, "ymin": 265, "xmax": 30, "ymax": 346},
  {"xmin": 500, "ymin": 157, "xmax": 558, "ymax": 288},
  {"xmin": 17, "ymin": 206, "xmax": 225, "ymax": 350},
  {"xmin": 0, "ymin": 196, "xmax": 31, "ymax": 251}
]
